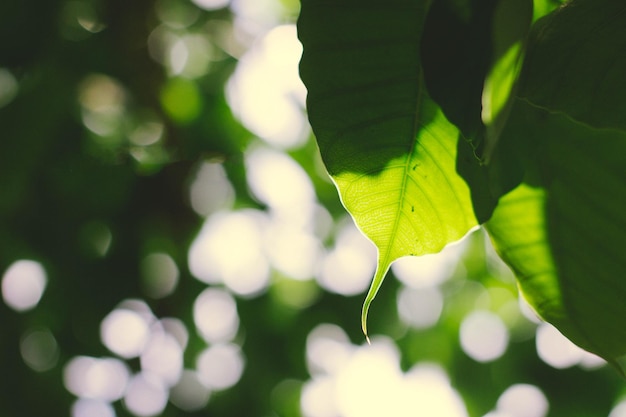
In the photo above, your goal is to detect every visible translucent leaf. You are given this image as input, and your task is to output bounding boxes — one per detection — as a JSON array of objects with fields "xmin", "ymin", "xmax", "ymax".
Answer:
[
  {"xmin": 532, "ymin": 0, "xmax": 565, "ymax": 22},
  {"xmin": 298, "ymin": 0, "xmax": 483, "ymax": 337}
]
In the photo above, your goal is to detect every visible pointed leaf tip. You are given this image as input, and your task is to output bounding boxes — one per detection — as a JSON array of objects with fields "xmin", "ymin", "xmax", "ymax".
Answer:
[
  {"xmin": 361, "ymin": 262, "xmax": 389, "ymax": 343},
  {"xmin": 361, "ymin": 299, "xmax": 371, "ymax": 344}
]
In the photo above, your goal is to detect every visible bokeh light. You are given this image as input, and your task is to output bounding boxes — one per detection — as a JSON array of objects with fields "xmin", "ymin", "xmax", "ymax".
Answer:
[
  {"xmin": 610, "ymin": 399, "xmax": 626, "ymax": 417},
  {"xmin": 155, "ymin": 0, "xmax": 200, "ymax": 29},
  {"xmin": 2, "ymin": 259, "xmax": 47, "ymax": 312},
  {"xmin": 301, "ymin": 332, "xmax": 468, "ymax": 417},
  {"xmin": 306, "ymin": 323, "xmax": 354, "ymax": 376},
  {"xmin": 188, "ymin": 210, "xmax": 270, "ymax": 296},
  {"xmin": 140, "ymin": 252, "xmax": 179, "ymax": 299},
  {"xmin": 170, "ymin": 370, "xmax": 212, "ymax": 411},
  {"xmin": 20, "ymin": 327, "xmax": 59, "ymax": 372},
  {"xmin": 191, "ymin": 0, "xmax": 230, "ymax": 12},
  {"xmin": 196, "ymin": 343, "xmax": 245, "ymax": 390},
  {"xmin": 231, "ymin": 0, "xmax": 289, "ymax": 45},
  {"xmin": 401, "ymin": 363, "xmax": 469, "ymax": 417},
  {"xmin": 159, "ymin": 317, "xmax": 189, "ymax": 351},
  {"xmin": 129, "ymin": 118, "xmax": 164, "ymax": 147},
  {"xmin": 301, "ymin": 376, "xmax": 338, "ymax": 417},
  {"xmin": 100, "ymin": 308, "xmax": 152, "ymax": 359},
  {"xmin": 317, "ymin": 219, "xmax": 377, "ymax": 295},
  {"xmin": 78, "ymin": 74, "xmax": 126, "ymax": 137},
  {"xmin": 391, "ymin": 237, "xmax": 467, "ymax": 288},
  {"xmin": 227, "ymin": 24, "xmax": 307, "ymax": 148},
  {"xmin": 535, "ymin": 322, "xmax": 604, "ymax": 369},
  {"xmin": 397, "ymin": 286, "xmax": 444, "ymax": 329},
  {"xmin": 334, "ymin": 340, "xmax": 403, "ymax": 417},
  {"xmin": 140, "ymin": 332, "xmax": 183, "ymax": 386},
  {"xmin": 265, "ymin": 223, "xmax": 322, "ymax": 280},
  {"xmin": 245, "ymin": 146, "xmax": 315, "ymax": 216},
  {"xmin": 193, "ymin": 287, "xmax": 239, "ymax": 343},
  {"xmin": 460, "ymin": 310, "xmax": 509, "ymax": 362},
  {"xmin": 124, "ymin": 372, "xmax": 169, "ymax": 417},
  {"xmin": 188, "ymin": 161, "xmax": 235, "ymax": 217},
  {"xmin": 496, "ymin": 384, "xmax": 549, "ymax": 417},
  {"xmin": 0, "ymin": 68, "xmax": 18, "ymax": 108},
  {"xmin": 168, "ymin": 34, "xmax": 214, "ymax": 78},
  {"xmin": 518, "ymin": 295, "xmax": 543, "ymax": 324},
  {"xmin": 71, "ymin": 399, "xmax": 116, "ymax": 417},
  {"xmin": 62, "ymin": 0, "xmax": 105, "ymax": 37},
  {"xmin": 63, "ymin": 356, "xmax": 129, "ymax": 401},
  {"xmin": 535, "ymin": 322, "xmax": 580, "ymax": 368}
]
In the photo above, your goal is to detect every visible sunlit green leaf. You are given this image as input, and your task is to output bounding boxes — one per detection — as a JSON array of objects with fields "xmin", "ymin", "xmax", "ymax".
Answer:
[
  {"xmin": 298, "ymin": 0, "xmax": 483, "ymax": 337},
  {"xmin": 532, "ymin": 0, "xmax": 565, "ymax": 22},
  {"xmin": 486, "ymin": 183, "xmax": 563, "ymax": 324}
]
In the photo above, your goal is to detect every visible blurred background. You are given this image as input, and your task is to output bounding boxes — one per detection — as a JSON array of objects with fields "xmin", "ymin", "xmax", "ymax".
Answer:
[{"xmin": 0, "ymin": 0, "xmax": 624, "ymax": 416}]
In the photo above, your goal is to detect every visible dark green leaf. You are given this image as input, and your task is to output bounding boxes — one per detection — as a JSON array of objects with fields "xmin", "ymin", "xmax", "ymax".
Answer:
[
  {"xmin": 521, "ymin": 0, "xmax": 626, "ymax": 131},
  {"xmin": 485, "ymin": 0, "xmax": 626, "ymax": 368},
  {"xmin": 421, "ymin": 0, "xmax": 498, "ymax": 143},
  {"xmin": 481, "ymin": 0, "xmax": 532, "ymax": 161}
]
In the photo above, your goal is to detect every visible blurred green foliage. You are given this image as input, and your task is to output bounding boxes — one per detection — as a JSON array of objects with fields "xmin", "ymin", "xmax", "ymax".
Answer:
[{"xmin": 0, "ymin": 1, "xmax": 624, "ymax": 417}]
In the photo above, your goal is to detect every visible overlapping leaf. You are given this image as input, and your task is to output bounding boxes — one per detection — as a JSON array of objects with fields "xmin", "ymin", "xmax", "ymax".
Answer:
[
  {"xmin": 520, "ymin": 0, "xmax": 626, "ymax": 131},
  {"xmin": 487, "ymin": 0, "xmax": 626, "ymax": 370}
]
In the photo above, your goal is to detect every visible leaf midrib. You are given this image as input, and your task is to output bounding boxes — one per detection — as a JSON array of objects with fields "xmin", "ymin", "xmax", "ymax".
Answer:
[
  {"xmin": 377, "ymin": 74, "xmax": 425, "ymax": 269},
  {"xmin": 519, "ymin": 96, "xmax": 626, "ymax": 136}
]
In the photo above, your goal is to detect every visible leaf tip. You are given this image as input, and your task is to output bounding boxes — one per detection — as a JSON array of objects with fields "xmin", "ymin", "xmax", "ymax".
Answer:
[
  {"xmin": 361, "ymin": 300, "xmax": 371, "ymax": 344},
  {"xmin": 361, "ymin": 260, "xmax": 392, "ymax": 346}
]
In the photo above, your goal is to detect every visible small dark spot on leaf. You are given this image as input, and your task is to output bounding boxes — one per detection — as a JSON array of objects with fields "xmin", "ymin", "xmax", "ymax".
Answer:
[{"xmin": 411, "ymin": 205, "xmax": 415, "ymax": 212}]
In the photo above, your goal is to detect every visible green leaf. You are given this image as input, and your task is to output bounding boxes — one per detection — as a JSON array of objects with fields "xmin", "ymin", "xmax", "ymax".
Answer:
[
  {"xmin": 486, "ymin": 183, "xmax": 563, "ymax": 322},
  {"xmin": 485, "ymin": 0, "xmax": 626, "ymax": 368},
  {"xmin": 521, "ymin": 0, "xmax": 626, "ymax": 131},
  {"xmin": 419, "ymin": 0, "xmax": 533, "ymax": 195},
  {"xmin": 487, "ymin": 97, "xmax": 626, "ymax": 371},
  {"xmin": 531, "ymin": 0, "xmax": 565, "ymax": 23},
  {"xmin": 420, "ymin": 0, "xmax": 498, "ymax": 142},
  {"xmin": 481, "ymin": 0, "xmax": 532, "ymax": 162},
  {"xmin": 298, "ymin": 0, "xmax": 485, "ymax": 337}
]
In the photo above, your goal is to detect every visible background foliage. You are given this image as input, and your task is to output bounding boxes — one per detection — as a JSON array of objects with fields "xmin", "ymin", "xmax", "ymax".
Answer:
[{"xmin": 0, "ymin": 0, "xmax": 625, "ymax": 416}]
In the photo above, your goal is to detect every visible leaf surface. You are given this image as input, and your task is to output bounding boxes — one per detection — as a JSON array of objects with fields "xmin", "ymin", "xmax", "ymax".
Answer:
[
  {"xmin": 487, "ymin": 0, "xmax": 626, "ymax": 368},
  {"xmin": 481, "ymin": 0, "xmax": 532, "ymax": 161},
  {"xmin": 521, "ymin": 0, "xmax": 626, "ymax": 131},
  {"xmin": 488, "ymin": 88, "xmax": 626, "ymax": 370},
  {"xmin": 298, "ymin": 0, "xmax": 482, "ymax": 336}
]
